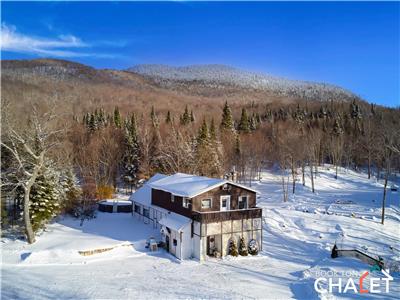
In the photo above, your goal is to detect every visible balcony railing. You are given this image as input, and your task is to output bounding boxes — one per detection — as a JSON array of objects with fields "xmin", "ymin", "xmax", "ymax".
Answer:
[{"xmin": 192, "ymin": 207, "xmax": 262, "ymax": 223}]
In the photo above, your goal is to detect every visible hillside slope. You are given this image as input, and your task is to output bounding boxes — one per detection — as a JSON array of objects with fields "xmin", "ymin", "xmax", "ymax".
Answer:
[
  {"xmin": 2, "ymin": 166, "xmax": 399, "ymax": 299},
  {"xmin": 1, "ymin": 59, "xmax": 367, "ymax": 121},
  {"xmin": 128, "ymin": 64, "xmax": 358, "ymax": 102},
  {"xmin": 1, "ymin": 59, "xmax": 304, "ymax": 116}
]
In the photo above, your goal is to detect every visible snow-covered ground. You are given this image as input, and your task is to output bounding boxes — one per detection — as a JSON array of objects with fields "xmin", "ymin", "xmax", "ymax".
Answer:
[{"xmin": 1, "ymin": 166, "xmax": 399, "ymax": 299}]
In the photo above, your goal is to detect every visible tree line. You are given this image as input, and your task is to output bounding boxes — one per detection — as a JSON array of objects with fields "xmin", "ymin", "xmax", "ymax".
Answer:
[{"xmin": 1, "ymin": 98, "xmax": 399, "ymax": 243}]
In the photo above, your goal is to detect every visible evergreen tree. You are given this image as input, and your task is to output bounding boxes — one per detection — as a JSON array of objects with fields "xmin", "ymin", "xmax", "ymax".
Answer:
[
  {"xmin": 150, "ymin": 106, "xmax": 159, "ymax": 128},
  {"xmin": 333, "ymin": 117, "xmax": 344, "ymax": 136},
  {"xmin": 180, "ymin": 105, "xmax": 191, "ymax": 125},
  {"xmin": 197, "ymin": 119, "xmax": 209, "ymax": 145},
  {"xmin": 249, "ymin": 114, "xmax": 257, "ymax": 131},
  {"xmin": 98, "ymin": 108, "xmax": 106, "ymax": 127},
  {"xmin": 221, "ymin": 101, "xmax": 234, "ymax": 131},
  {"xmin": 122, "ymin": 113, "xmax": 141, "ymax": 189},
  {"xmin": 63, "ymin": 168, "xmax": 82, "ymax": 215},
  {"xmin": 350, "ymin": 100, "xmax": 362, "ymax": 120},
  {"xmin": 350, "ymin": 100, "xmax": 362, "ymax": 133},
  {"xmin": 28, "ymin": 166, "xmax": 63, "ymax": 232},
  {"xmin": 228, "ymin": 238, "xmax": 239, "ymax": 257},
  {"xmin": 88, "ymin": 113, "xmax": 97, "ymax": 132},
  {"xmin": 149, "ymin": 126, "xmax": 162, "ymax": 173},
  {"xmin": 165, "ymin": 110, "xmax": 172, "ymax": 124},
  {"xmin": 113, "ymin": 106, "xmax": 122, "ymax": 128},
  {"xmin": 239, "ymin": 236, "xmax": 248, "ymax": 256},
  {"xmin": 209, "ymin": 118, "xmax": 217, "ymax": 141},
  {"xmin": 238, "ymin": 108, "xmax": 250, "ymax": 133}
]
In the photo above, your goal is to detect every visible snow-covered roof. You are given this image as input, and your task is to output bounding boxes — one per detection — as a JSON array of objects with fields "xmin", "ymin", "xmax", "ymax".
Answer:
[
  {"xmin": 148, "ymin": 172, "xmax": 258, "ymax": 198},
  {"xmin": 129, "ymin": 173, "xmax": 168, "ymax": 206},
  {"xmin": 159, "ymin": 213, "xmax": 191, "ymax": 232}
]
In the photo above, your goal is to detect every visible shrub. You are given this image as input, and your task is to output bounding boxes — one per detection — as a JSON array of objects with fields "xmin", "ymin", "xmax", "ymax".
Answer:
[
  {"xmin": 228, "ymin": 238, "xmax": 239, "ymax": 257},
  {"xmin": 248, "ymin": 239, "xmax": 259, "ymax": 255},
  {"xmin": 73, "ymin": 198, "xmax": 97, "ymax": 225},
  {"xmin": 96, "ymin": 185, "xmax": 114, "ymax": 200},
  {"xmin": 239, "ymin": 236, "xmax": 248, "ymax": 256}
]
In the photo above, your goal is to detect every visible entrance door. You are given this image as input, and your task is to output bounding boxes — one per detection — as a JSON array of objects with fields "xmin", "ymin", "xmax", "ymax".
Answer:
[
  {"xmin": 165, "ymin": 235, "xmax": 170, "ymax": 252},
  {"xmin": 220, "ymin": 195, "xmax": 230, "ymax": 211}
]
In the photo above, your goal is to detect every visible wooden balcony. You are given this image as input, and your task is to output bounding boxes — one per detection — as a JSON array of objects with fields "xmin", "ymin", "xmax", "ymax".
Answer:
[{"xmin": 191, "ymin": 207, "xmax": 262, "ymax": 224}]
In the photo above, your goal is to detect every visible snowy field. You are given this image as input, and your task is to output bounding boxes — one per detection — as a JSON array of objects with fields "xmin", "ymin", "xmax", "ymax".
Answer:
[{"xmin": 1, "ymin": 166, "xmax": 399, "ymax": 299}]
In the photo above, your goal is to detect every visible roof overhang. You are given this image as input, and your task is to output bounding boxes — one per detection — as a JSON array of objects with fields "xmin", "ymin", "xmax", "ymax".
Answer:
[
  {"xmin": 159, "ymin": 213, "xmax": 191, "ymax": 232},
  {"xmin": 151, "ymin": 180, "xmax": 258, "ymax": 198}
]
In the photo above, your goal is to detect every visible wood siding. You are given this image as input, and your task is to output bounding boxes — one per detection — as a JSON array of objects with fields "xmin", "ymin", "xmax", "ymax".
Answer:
[
  {"xmin": 191, "ymin": 184, "xmax": 256, "ymax": 212},
  {"xmin": 151, "ymin": 183, "xmax": 257, "ymax": 222},
  {"xmin": 151, "ymin": 189, "xmax": 192, "ymax": 218}
]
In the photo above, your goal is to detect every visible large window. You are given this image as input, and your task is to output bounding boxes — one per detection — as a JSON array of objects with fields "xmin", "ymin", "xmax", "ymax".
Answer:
[
  {"xmin": 238, "ymin": 196, "xmax": 248, "ymax": 209},
  {"xmin": 182, "ymin": 197, "xmax": 191, "ymax": 208},
  {"xmin": 201, "ymin": 199, "xmax": 212, "ymax": 209}
]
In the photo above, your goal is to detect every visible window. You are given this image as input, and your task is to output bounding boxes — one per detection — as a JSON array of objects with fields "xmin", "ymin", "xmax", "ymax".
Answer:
[
  {"xmin": 173, "ymin": 239, "xmax": 177, "ymax": 246},
  {"xmin": 134, "ymin": 204, "xmax": 141, "ymax": 214},
  {"xmin": 201, "ymin": 199, "xmax": 212, "ymax": 209},
  {"xmin": 171, "ymin": 194, "xmax": 175, "ymax": 202},
  {"xmin": 238, "ymin": 196, "xmax": 248, "ymax": 209},
  {"xmin": 220, "ymin": 195, "xmax": 230, "ymax": 211},
  {"xmin": 182, "ymin": 197, "xmax": 191, "ymax": 208},
  {"xmin": 143, "ymin": 208, "xmax": 150, "ymax": 218}
]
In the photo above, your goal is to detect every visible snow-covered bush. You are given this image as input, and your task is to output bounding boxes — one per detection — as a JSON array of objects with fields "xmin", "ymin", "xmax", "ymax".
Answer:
[
  {"xmin": 73, "ymin": 199, "xmax": 97, "ymax": 222},
  {"xmin": 228, "ymin": 238, "xmax": 239, "ymax": 257},
  {"xmin": 239, "ymin": 237, "xmax": 248, "ymax": 256},
  {"xmin": 248, "ymin": 239, "xmax": 259, "ymax": 255},
  {"xmin": 62, "ymin": 169, "xmax": 82, "ymax": 215}
]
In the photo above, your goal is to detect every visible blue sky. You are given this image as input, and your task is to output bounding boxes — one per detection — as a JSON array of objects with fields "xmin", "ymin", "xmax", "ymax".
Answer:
[{"xmin": 1, "ymin": 2, "xmax": 399, "ymax": 107}]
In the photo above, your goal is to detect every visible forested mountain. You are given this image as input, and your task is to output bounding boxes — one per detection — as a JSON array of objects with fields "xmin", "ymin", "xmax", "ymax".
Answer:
[
  {"xmin": 128, "ymin": 64, "xmax": 357, "ymax": 101},
  {"xmin": 2, "ymin": 58, "xmax": 359, "ymax": 115}
]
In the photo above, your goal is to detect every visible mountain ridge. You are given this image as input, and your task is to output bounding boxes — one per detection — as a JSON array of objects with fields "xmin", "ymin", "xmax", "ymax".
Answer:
[
  {"xmin": 128, "ymin": 63, "xmax": 358, "ymax": 102},
  {"xmin": 2, "ymin": 58, "xmax": 360, "ymax": 104}
]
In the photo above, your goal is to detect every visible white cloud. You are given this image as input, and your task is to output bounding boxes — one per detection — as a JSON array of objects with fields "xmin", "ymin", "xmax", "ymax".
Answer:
[{"xmin": 0, "ymin": 23, "xmax": 114, "ymax": 58}]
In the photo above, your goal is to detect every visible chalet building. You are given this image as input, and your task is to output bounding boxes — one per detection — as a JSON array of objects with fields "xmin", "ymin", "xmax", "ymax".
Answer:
[{"xmin": 130, "ymin": 173, "xmax": 262, "ymax": 261}]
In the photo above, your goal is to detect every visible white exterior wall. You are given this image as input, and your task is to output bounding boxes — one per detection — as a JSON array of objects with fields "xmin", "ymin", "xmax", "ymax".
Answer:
[
  {"xmin": 180, "ymin": 224, "xmax": 192, "ymax": 260},
  {"xmin": 192, "ymin": 235, "xmax": 201, "ymax": 260},
  {"xmin": 192, "ymin": 221, "xmax": 201, "ymax": 260},
  {"xmin": 162, "ymin": 223, "xmax": 192, "ymax": 260}
]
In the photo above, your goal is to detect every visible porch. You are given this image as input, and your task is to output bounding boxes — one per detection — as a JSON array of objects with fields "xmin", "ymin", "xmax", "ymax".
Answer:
[{"xmin": 192, "ymin": 207, "xmax": 262, "ymax": 223}]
